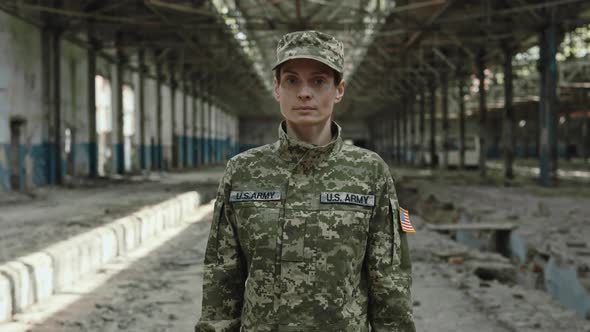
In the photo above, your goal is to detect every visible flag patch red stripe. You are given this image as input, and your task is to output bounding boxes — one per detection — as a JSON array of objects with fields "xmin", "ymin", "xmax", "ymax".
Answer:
[{"xmin": 398, "ymin": 207, "xmax": 416, "ymax": 233}]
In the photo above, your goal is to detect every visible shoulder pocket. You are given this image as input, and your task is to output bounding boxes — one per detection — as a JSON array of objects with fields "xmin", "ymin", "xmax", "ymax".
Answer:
[{"xmin": 389, "ymin": 198, "xmax": 411, "ymax": 269}]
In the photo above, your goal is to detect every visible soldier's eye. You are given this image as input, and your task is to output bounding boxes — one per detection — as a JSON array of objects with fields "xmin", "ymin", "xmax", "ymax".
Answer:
[
  {"xmin": 286, "ymin": 77, "xmax": 298, "ymax": 84},
  {"xmin": 313, "ymin": 78, "xmax": 326, "ymax": 86}
]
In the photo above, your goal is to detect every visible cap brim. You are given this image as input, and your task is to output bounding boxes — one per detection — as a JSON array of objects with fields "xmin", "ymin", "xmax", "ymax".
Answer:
[{"xmin": 272, "ymin": 54, "xmax": 342, "ymax": 73}]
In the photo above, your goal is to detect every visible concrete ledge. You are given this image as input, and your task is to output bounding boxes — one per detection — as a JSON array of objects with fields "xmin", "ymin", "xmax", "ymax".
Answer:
[{"xmin": 0, "ymin": 191, "xmax": 201, "ymax": 323}]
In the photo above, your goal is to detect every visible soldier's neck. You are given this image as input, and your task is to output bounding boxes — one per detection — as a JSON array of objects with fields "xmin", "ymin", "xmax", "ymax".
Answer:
[{"xmin": 285, "ymin": 119, "xmax": 332, "ymax": 146}]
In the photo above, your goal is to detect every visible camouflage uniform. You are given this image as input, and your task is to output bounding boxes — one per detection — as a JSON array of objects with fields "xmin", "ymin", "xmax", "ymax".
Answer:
[{"xmin": 195, "ymin": 31, "xmax": 415, "ymax": 332}]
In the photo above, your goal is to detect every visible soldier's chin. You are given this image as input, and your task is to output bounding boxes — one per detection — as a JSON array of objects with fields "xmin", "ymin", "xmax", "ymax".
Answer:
[{"xmin": 287, "ymin": 115, "xmax": 323, "ymax": 126}]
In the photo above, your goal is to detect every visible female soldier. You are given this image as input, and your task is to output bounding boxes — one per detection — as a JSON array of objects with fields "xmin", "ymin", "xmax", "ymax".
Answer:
[{"xmin": 195, "ymin": 30, "xmax": 415, "ymax": 332}]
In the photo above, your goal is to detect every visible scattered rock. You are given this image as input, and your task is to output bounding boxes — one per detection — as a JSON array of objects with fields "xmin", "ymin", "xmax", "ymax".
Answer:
[
  {"xmin": 412, "ymin": 300, "xmax": 421, "ymax": 307},
  {"xmin": 472, "ymin": 262, "xmax": 516, "ymax": 284},
  {"xmin": 435, "ymin": 250, "xmax": 468, "ymax": 260},
  {"xmin": 566, "ymin": 240, "xmax": 587, "ymax": 248},
  {"xmin": 512, "ymin": 293, "xmax": 524, "ymax": 300},
  {"xmin": 442, "ymin": 202, "xmax": 454, "ymax": 210},
  {"xmin": 448, "ymin": 256, "xmax": 465, "ymax": 265},
  {"xmin": 557, "ymin": 226, "xmax": 569, "ymax": 234}
]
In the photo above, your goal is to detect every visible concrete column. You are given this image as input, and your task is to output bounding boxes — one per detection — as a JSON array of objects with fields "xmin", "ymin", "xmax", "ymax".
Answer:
[
  {"xmin": 390, "ymin": 110, "xmax": 394, "ymax": 162},
  {"xmin": 503, "ymin": 44, "xmax": 515, "ymax": 179},
  {"xmin": 458, "ymin": 75, "xmax": 466, "ymax": 169},
  {"xmin": 211, "ymin": 103, "xmax": 216, "ymax": 163},
  {"xmin": 182, "ymin": 77, "xmax": 188, "ymax": 168},
  {"xmin": 155, "ymin": 60, "xmax": 163, "ymax": 170},
  {"xmin": 409, "ymin": 93, "xmax": 415, "ymax": 165},
  {"xmin": 87, "ymin": 38, "xmax": 98, "ymax": 178},
  {"xmin": 198, "ymin": 80, "xmax": 204, "ymax": 166},
  {"xmin": 429, "ymin": 78, "xmax": 436, "ymax": 168},
  {"xmin": 538, "ymin": 21, "xmax": 560, "ymax": 185},
  {"xmin": 138, "ymin": 50, "xmax": 147, "ymax": 170},
  {"xmin": 419, "ymin": 89, "xmax": 425, "ymax": 166},
  {"xmin": 204, "ymin": 87, "xmax": 210, "ymax": 165},
  {"xmin": 192, "ymin": 78, "xmax": 198, "ymax": 167},
  {"xmin": 396, "ymin": 105, "xmax": 402, "ymax": 164},
  {"xmin": 583, "ymin": 113, "xmax": 589, "ymax": 162},
  {"xmin": 115, "ymin": 48, "xmax": 125, "ymax": 175},
  {"xmin": 52, "ymin": 28, "xmax": 63, "ymax": 184},
  {"xmin": 199, "ymin": 82, "xmax": 206, "ymax": 165},
  {"xmin": 442, "ymin": 72, "xmax": 449, "ymax": 169},
  {"xmin": 217, "ymin": 108, "xmax": 221, "ymax": 162},
  {"xmin": 209, "ymin": 91, "xmax": 214, "ymax": 164},
  {"xmin": 563, "ymin": 111, "xmax": 570, "ymax": 161},
  {"xmin": 41, "ymin": 27, "xmax": 52, "ymax": 185},
  {"xmin": 477, "ymin": 49, "xmax": 487, "ymax": 177},
  {"xmin": 220, "ymin": 111, "xmax": 226, "ymax": 161},
  {"xmin": 169, "ymin": 67, "xmax": 178, "ymax": 169},
  {"xmin": 402, "ymin": 95, "xmax": 408, "ymax": 163}
]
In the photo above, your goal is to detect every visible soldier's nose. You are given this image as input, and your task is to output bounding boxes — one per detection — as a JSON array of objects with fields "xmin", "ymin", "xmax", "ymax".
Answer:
[{"xmin": 298, "ymin": 86, "xmax": 312, "ymax": 100}]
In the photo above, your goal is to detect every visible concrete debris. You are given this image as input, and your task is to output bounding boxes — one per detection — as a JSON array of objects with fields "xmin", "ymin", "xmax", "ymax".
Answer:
[{"xmin": 472, "ymin": 262, "xmax": 516, "ymax": 284}]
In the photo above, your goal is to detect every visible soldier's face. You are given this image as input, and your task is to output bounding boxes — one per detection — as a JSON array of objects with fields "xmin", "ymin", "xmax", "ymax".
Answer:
[{"xmin": 273, "ymin": 59, "xmax": 345, "ymax": 127}]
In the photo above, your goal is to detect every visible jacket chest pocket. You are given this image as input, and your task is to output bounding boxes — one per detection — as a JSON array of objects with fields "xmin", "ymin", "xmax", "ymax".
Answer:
[
  {"xmin": 232, "ymin": 201, "xmax": 280, "ymax": 266},
  {"xmin": 316, "ymin": 207, "xmax": 370, "ymax": 271}
]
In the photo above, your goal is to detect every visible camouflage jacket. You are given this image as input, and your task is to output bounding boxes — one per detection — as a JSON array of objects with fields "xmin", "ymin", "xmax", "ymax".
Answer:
[{"xmin": 195, "ymin": 122, "xmax": 415, "ymax": 332}]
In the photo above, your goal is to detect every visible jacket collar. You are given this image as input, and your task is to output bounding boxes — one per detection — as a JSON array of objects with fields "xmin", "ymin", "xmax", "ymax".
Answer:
[{"xmin": 276, "ymin": 120, "xmax": 343, "ymax": 164}]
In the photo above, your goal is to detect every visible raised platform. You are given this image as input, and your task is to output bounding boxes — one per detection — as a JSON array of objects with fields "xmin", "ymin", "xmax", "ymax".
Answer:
[{"xmin": 0, "ymin": 191, "xmax": 202, "ymax": 323}]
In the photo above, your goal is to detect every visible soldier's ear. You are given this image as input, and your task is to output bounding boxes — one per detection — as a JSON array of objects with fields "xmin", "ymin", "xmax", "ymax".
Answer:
[
  {"xmin": 273, "ymin": 76, "xmax": 281, "ymax": 102},
  {"xmin": 334, "ymin": 80, "xmax": 345, "ymax": 103}
]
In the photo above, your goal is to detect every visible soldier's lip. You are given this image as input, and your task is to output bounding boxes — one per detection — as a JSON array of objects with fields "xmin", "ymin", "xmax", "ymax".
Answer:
[{"xmin": 292, "ymin": 107, "xmax": 317, "ymax": 110}]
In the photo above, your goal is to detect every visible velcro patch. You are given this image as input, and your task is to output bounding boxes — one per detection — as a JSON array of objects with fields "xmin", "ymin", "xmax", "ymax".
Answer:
[
  {"xmin": 229, "ymin": 191, "xmax": 281, "ymax": 202},
  {"xmin": 320, "ymin": 192, "xmax": 375, "ymax": 207},
  {"xmin": 399, "ymin": 207, "xmax": 416, "ymax": 233}
]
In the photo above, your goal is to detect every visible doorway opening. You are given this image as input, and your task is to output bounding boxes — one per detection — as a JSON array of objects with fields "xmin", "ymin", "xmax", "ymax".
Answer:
[
  {"xmin": 9, "ymin": 117, "xmax": 25, "ymax": 191},
  {"xmin": 123, "ymin": 84, "xmax": 135, "ymax": 172},
  {"xmin": 95, "ymin": 75, "xmax": 112, "ymax": 176},
  {"xmin": 64, "ymin": 127, "xmax": 75, "ymax": 176}
]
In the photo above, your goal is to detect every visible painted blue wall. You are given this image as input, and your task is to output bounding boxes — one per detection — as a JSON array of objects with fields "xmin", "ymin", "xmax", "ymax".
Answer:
[
  {"xmin": 0, "ymin": 144, "xmax": 9, "ymax": 190},
  {"xmin": 545, "ymin": 257, "xmax": 590, "ymax": 319}
]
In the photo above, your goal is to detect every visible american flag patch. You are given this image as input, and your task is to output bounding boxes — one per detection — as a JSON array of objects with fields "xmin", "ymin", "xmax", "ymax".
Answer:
[{"xmin": 399, "ymin": 207, "xmax": 416, "ymax": 233}]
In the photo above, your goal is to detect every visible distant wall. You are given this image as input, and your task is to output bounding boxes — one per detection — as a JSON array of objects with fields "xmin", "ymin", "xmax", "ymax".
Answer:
[{"xmin": 0, "ymin": 12, "xmax": 239, "ymax": 192}]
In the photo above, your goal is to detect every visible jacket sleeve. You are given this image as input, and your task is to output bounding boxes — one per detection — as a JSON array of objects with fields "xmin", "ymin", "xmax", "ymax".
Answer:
[
  {"xmin": 366, "ymin": 161, "xmax": 415, "ymax": 331},
  {"xmin": 195, "ymin": 159, "xmax": 247, "ymax": 332}
]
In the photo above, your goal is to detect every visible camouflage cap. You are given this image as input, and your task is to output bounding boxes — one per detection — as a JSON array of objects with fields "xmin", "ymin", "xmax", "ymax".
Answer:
[{"xmin": 273, "ymin": 30, "xmax": 344, "ymax": 73}]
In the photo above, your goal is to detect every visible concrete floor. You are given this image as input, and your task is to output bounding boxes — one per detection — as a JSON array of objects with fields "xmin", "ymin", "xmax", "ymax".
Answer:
[{"xmin": 0, "ymin": 168, "xmax": 222, "ymax": 264}]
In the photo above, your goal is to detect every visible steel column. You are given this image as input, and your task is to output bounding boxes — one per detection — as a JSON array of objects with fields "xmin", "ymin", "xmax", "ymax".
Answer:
[
  {"xmin": 429, "ymin": 78, "xmax": 436, "ymax": 168},
  {"xmin": 155, "ymin": 60, "xmax": 163, "ymax": 170},
  {"xmin": 419, "ymin": 89, "xmax": 425, "ymax": 166},
  {"xmin": 442, "ymin": 72, "xmax": 449, "ymax": 169},
  {"xmin": 115, "ymin": 47, "xmax": 124, "ymax": 175},
  {"xmin": 192, "ymin": 78, "xmax": 198, "ymax": 167},
  {"xmin": 477, "ymin": 49, "xmax": 487, "ymax": 177},
  {"xmin": 409, "ymin": 93, "xmax": 416, "ymax": 165},
  {"xmin": 182, "ymin": 77, "xmax": 188, "ymax": 168},
  {"xmin": 52, "ymin": 28, "xmax": 63, "ymax": 183},
  {"xmin": 503, "ymin": 45, "xmax": 515, "ymax": 179},
  {"xmin": 458, "ymin": 74, "xmax": 466, "ymax": 169},
  {"xmin": 87, "ymin": 38, "xmax": 98, "ymax": 177},
  {"xmin": 138, "ymin": 49, "xmax": 147, "ymax": 170},
  {"xmin": 402, "ymin": 95, "xmax": 408, "ymax": 163},
  {"xmin": 538, "ymin": 21, "xmax": 560, "ymax": 185},
  {"xmin": 170, "ymin": 67, "xmax": 178, "ymax": 169}
]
